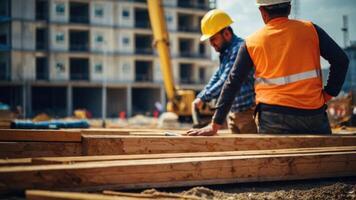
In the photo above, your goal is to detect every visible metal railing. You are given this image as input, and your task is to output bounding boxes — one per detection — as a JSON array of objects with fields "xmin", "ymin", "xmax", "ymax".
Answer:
[
  {"xmin": 179, "ymin": 78, "xmax": 195, "ymax": 84},
  {"xmin": 69, "ymin": 44, "xmax": 89, "ymax": 52},
  {"xmin": 135, "ymin": 74, "xmax": 153, "ymax": 82},
  {"xmin": 70, "ymin": 73, "xmax": 89, "ymax": 81},
  {"xmin": 197, "ymin": 78, "xmax": 207, "ymax": 84},
  {"xmin": 35, "ymin": 13, "xmax": 48, "ymax": 20},
  {"xmin": 177, "ymin": 2, "xmax": 210, "ymax": 10},
  {"xmin": 179, "ymin": 52, "xmax": 209, "ymax": 58},
  {"xmin": 134, "ymin": 21, "xmax": 150, "ymax": 29},
  {"xmin": 135, "ymin": 48, "xmax": 153, "ymax": 55},
  {"xmin": 35, "ymin": 73, "xmax": 49, "ymax": 81},
  {"xmin": 69, "ymin": 16, "xmax": 89, "ymax": 24},
  {"xmin": 36, "ymin": 42, "xmax": 48, "ymax": 51},
  {"xmin": 178, "ymin": 26, "xmax": 200, "ymax": 33}
]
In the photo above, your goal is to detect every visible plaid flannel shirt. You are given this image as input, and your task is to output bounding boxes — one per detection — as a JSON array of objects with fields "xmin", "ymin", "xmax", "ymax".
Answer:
[{"xmin": 197, "ymin": 35, "xmax": 255, "ymax": 113}]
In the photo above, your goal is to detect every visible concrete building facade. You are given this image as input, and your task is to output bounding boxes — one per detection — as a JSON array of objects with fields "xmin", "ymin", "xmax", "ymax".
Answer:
[{"xmin": 0, "ymin": 0, "xmax": 217, "ymax": 118}]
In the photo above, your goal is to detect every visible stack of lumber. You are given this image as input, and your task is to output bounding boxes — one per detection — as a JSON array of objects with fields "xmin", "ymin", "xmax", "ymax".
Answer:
[
  {"xmin": 1, "ymin": 128, "xmax": 356, "ymax": 158},
  {"xmin": 0, "ymin": 146, "xmax": 355, "ymax": 193},
  {"xmin": 0, "ymin": 128, "xmax": 356, "ymax": 196}
]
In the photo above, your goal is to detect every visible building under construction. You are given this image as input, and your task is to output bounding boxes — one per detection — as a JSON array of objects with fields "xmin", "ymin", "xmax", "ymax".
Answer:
[{"xmin": 0, "ymin": 0, "xmax": 217, "ymax": 118}]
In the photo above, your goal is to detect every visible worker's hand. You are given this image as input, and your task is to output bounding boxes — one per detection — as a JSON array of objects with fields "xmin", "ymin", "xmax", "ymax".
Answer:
[
  {"xmin": 323, "ymin": 91, "xmax": 333, "ymax": 103},
  {"xmin": 186, "ymin": 123, "xmax": 221, "ymax": 136},
  {"xmin": 192, "ymin": 98, "xmax": 204, "ymax": 110}
]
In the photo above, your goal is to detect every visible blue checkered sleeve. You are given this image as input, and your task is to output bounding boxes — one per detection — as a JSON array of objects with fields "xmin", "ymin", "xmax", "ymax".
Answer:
[
  {"xmin": 197, "ymin": 36, "xmax": 255, "ymax": 113},
  {"xmin": 197, "ymin": 63, "xmax": 232, "ymax": 102}
]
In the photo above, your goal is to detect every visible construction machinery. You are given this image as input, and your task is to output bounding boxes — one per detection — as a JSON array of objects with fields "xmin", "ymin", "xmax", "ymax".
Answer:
[{"xmin": 147, "ymin": 0, "xmax": 213, "ymax": 126}]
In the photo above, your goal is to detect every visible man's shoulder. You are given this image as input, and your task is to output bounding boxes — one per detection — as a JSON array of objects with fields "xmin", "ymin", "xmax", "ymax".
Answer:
[
  {"xmin": 231, "ymin": 36, "xmax": 244, "ymax": 53},
  {"xmin": 246, "ymin": 27, "xmax": 265, "ymax": 43},
  {"xmin": 233, "ymin": 36, "xmax": 244, "ymax": 46}
]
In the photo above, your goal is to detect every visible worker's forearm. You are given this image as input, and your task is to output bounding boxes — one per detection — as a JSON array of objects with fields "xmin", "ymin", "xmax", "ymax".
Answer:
[
  {"xmin": 314, "ymin": 24, "xmax": 349, "ymax": 96},
  {"xmin": 212, "ymin": 43, "xmax": 254, "ymax": 125}
]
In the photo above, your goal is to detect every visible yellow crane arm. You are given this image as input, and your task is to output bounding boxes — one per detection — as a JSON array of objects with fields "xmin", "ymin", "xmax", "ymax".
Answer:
[
  {"xmin": 147, "ymin": 0, "xmax": 175, "ymax": 101},
  {"xmin": 147, "ymin": 0, "xmax": 208, "ymax": 118}
]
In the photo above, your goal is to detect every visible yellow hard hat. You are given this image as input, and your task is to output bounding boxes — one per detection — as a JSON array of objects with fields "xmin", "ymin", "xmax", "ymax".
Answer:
[
  {"xmin": 200, "ymin": 9, "xmax": 233, "ymax": 41},
  {"xmin": 256, "ymin": 0, "xmax": 291, "ymax": 6}
]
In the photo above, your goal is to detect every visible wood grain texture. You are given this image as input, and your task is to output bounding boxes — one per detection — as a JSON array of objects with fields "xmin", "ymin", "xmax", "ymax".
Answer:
[
  {"xmin": 82, "ymin": 134, "xmax": 356, "ymax": 155},
  {"xmin": 31, "ymin": 146, "xmax": 356, "ymax": 164},
  {"xmin": 26, "ymin": 190, "xmax": 169, "ymax": 200},
  {"xmin": 0, "ymin": 129, "xmax": 82, "ymax": 142},
  {"xmin": 1, "ymin": 148, "xmax": 355, "ymax": 193},
  {"xmin": 0, "ymin": 142, "xmax": 82, "ymax": 158},
  {"xmin": 0, "ymin": 158, "xmax": 32, "ymax": 166}
]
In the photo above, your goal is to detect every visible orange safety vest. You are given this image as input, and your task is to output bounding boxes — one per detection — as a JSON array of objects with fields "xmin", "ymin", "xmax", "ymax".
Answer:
[{"xmin": 246, "ymin": 17, "xmax": 325, "ymax": 109}]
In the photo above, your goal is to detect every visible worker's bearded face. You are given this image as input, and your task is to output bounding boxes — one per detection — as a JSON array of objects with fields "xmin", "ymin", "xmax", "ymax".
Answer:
[{"xmin": 209, "ymin": 32, "xmax": 229, "ymax": 53}]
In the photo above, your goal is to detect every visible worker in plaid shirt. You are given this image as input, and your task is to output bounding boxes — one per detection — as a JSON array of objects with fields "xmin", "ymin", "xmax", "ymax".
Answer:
[{"xmin": 192, "ymin": 9, "xmax": 256, "ymax": 133}]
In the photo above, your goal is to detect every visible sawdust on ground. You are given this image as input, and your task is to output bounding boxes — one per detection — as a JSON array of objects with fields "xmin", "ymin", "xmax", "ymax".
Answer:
[{"xmin": 143, "ymin": 180, "xmax": 356, "ymax": 200}]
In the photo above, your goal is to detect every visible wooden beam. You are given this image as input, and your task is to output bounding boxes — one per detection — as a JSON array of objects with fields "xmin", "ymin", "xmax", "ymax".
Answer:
[
  {"xmin": 80, "ymin": 128, "xmax": 230, "ymax": 136},
  {"xmin": 26, "ymin": 190, "xmax": 200, "ymax": 200},
  {"xmin": 1, "ymin": 147, "xmax": 355, "ymax": 193},
  {"xmin": 80, "ymin": 129, "xmax": 130, "ymax": 136},
  {"xmin": 26, "ymin": 190, "xmax": 158, "ymax": 200},
  {"xmin": 103, "ymin": 190, "xmax": 201, "ymax": 199},
  {"xmin": 0, "ymin": 129, "xmax": 82, "ymax": 142},
  {"xmin": 0, "ymin": 142, "xmax": 82, "ymax": 158},
  {"xmin": 0, "ymin": 158, "xmax": 32, "ymax": 166},
  {"xmin": 82, "ymin": 134, "xmax": 356, "ymax": 155},
  {"xmin": 31, "ymin": 146, "xmax": 356, "ymax": 164}
]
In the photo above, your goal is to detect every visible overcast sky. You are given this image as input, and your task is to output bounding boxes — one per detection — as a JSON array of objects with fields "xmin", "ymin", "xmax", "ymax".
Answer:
[{"xmin": 216, "ymin": 0, "xmax": 356, "ymax": 67}]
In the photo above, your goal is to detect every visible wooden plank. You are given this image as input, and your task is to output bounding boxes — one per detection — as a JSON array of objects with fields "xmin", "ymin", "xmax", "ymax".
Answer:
[
  {"xmin": 1, "ymin": 148, "xmax": 355, "ymax": 193},
  {"xmin": 80, "ymin": 128, "xmax": 231, "ymax": 136},
  {"xmin": 0, "ymin": 129, "xmax": 82, "ymax": 142},
  {"xmin": 0, "ymin": 158, "xmax": 32, "ymax": 166},
  {"xmin": 26, "ymin": 190, "xmax": 161, "ymax": 200},
  {"xmin": 82, "ymin": 134, "xmax": 356, "ymax": 155},
  {"xmin": 81, "ymin": 129, "xmax": 186, "ymax": 136},
  {"xmin": 31, "ymin": 146, "xmax": 356, "ymax": 164},
  {"xmin": 80, "ymin": 129, "xmax": 130, "ymax": 135},
  {"xmin": 103, "ymin": 190, "xmax": 200, "ymax": 199},
  {"xmin": 0, "ymin": 142, "xmax": 82, "ymax": 158},
  {"xmin": 26, "ymin": 190, "xmax": 200, "ymax": 200}
]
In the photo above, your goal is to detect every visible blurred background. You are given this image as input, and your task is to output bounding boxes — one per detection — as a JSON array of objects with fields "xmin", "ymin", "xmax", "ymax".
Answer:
[{"xmin": 0, "ymin": 0, "xmax": 355, "ymax": 127}]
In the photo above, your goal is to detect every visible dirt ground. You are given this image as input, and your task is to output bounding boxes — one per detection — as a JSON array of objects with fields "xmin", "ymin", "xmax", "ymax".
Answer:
[
  {"xmin": 1, "ymin": 177, "xmax": 355, "ymax": 200},
  {"xmin": 143, "ymin": 177, "xmax": 356, "ymax": 200}
]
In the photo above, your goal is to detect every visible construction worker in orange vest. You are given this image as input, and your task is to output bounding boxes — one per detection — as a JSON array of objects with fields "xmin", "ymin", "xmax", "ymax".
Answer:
[{"xmin": 187, "ymin": 0, "xmax": 349, "ymax": 136}]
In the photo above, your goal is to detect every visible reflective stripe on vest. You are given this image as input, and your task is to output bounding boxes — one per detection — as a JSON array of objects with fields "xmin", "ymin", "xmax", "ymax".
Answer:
[{"xmin": 255, "ymin": 69, "xmax": 321, "ymax": 86}]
